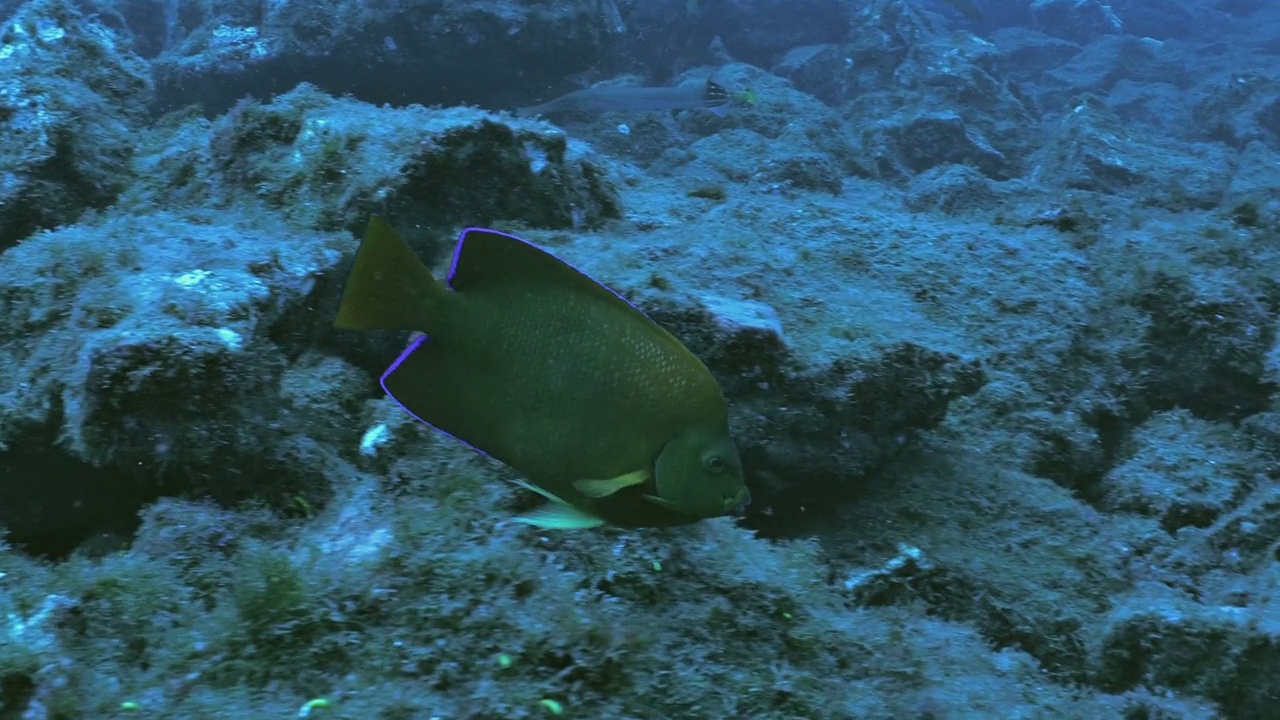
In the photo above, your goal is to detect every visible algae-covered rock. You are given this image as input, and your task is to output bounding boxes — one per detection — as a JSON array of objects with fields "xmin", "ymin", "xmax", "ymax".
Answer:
[
  {"xmin": 1130, "ymin": 268, "xmax": 1276, "ymax": 420},
  {"xmin": 0, "ymin": 209, "xmax": 355, "ymax": 552},
  {"xmin": 0, "ymin": 0, "xmax": 153, "ymax": 249},
  {"xmin": 1030, "ymin": 0, "xmax": 1124, "ymax": 44},
  {"xmin": 845, "ymin": 19, "xmax": 1039, "ymax": 182},
  {"xmin": 1223, "ymin": 141, "xmax": 1280, "ymax": 229},
  {"xmin": 904, "ymin": 164, "xmax": 1010, "ymax": 215},
  {"xmin": 1097, "ymin": 591, "xmax": 1280, "ymax": 719},
  {"xmin": 1041, "ymin": 34, "xmax": 1186, "ymax": 108},
  {"xmin": 128, "ymin": 83, "xmax": 621, "ymax": 234},
  {"xmin": 990, "ymin": 27, "xmax": 1083, "ymax": 83},
  {"xmin": 152, "ymin": 0, "xmax": 623, "ymax": 115},
  {"xmin": 1102, "ymin": 410, "xmax": 1263, "ymax": 533},
  {"xmin": 1192, "ymin": 72, "xmax": 1280, "ymax": 149},
  {"xmin": 1032, "ymin": 98, "xmax": 1230, "ymax": 209}
]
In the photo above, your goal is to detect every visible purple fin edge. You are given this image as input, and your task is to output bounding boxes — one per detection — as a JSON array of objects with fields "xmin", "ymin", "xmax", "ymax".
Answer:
[
  {"xmin": 379, "ymin": 333, "xmax": 489, "ymax": 458},
  {"xmin": 379, "ymin": 333, "xmax": 429, "ymax": 414}
]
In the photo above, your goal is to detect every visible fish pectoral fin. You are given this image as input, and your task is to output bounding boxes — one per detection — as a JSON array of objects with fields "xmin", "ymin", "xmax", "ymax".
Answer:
[
  {"xmin": 573, "ymin": 469, "xmax": 650, "ymax": 499},
  {"xmin": 513, "ymin": 505, "xmax": 606, "ymax": 530},
  {"xmin": 642, "ymin": 494, "xmax": 680, "ymax": 511}
]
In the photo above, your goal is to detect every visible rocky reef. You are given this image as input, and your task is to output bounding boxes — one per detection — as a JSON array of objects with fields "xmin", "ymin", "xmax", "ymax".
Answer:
[{"xmin": 2, "ymin": 0, "xmax": 1279, "ymax": 717}]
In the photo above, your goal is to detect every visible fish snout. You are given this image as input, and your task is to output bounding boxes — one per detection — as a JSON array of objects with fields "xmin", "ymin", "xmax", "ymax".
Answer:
[{"xmin": 725, "ymin": 486, "xmax": 752, "ymax": 515}]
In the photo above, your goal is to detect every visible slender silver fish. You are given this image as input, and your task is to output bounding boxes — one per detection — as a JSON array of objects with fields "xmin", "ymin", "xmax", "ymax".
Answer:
[{"xmin": 514, "ymin": 79, "xmax": 731, "ymax": 118}]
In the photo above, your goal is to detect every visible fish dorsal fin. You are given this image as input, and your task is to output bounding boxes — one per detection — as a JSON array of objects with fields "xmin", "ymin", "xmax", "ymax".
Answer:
[{"xmin": 447, "ymin": 227, "xmax": 654, "ymax": 322}]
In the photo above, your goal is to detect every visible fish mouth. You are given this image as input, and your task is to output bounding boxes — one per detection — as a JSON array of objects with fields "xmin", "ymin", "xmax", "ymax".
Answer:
[{"xmin": 726, "ymin": 487, "xmax": 752, "ymax": 515}]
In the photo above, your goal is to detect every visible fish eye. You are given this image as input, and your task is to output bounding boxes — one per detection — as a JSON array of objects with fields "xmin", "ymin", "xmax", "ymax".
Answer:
[{"xmin": 705, "ymin": 455, "xmax": 726, "ymax": 473}]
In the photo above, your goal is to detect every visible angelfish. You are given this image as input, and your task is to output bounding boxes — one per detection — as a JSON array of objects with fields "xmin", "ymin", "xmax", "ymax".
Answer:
[{"xmin": 335, "ymin": 218, "xmax": 750, "ymax": 529}]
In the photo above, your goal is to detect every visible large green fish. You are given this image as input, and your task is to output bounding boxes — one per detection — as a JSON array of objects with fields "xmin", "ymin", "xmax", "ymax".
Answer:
[{"xmin": 335, "ymin": 218, "xmax": 750, "ymax": 529}]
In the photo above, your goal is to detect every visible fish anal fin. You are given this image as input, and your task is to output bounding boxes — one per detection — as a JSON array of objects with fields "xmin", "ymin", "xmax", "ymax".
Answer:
[
  {"xmin": 507, "ymin": 479, "xmax": 606, "ymax": 529},
  {"xmin": 513, "ymin": 505, "xmax": 606, "ymax": 530},
  {"xmin": 573, "ymin": 469, "xmax": 649, "ymax": 499}
]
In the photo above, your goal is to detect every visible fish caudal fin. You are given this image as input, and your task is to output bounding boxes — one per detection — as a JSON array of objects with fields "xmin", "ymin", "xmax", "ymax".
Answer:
[{"xmin": 335, "ymin": 217, "xmax": 442, "ymax": 332}]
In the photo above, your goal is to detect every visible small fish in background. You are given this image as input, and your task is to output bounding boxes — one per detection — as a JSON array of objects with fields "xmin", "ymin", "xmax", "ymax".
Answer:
[
  {"xmin": 514, "ymin": 78, "xmax": 734, "ymax": 118},
  {"xmin": 334, "ymin": 218, "xmax": 750, "ymax": 529}
]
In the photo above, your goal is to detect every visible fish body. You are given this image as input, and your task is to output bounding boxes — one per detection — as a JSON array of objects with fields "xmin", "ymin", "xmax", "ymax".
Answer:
[
  {"xmin": 515, "ymin": 79, "xmax": 731, "ymax": 118},
  {"xmin": 335, "ymin": 218, "xmax": 749, "ymax": 529}
]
